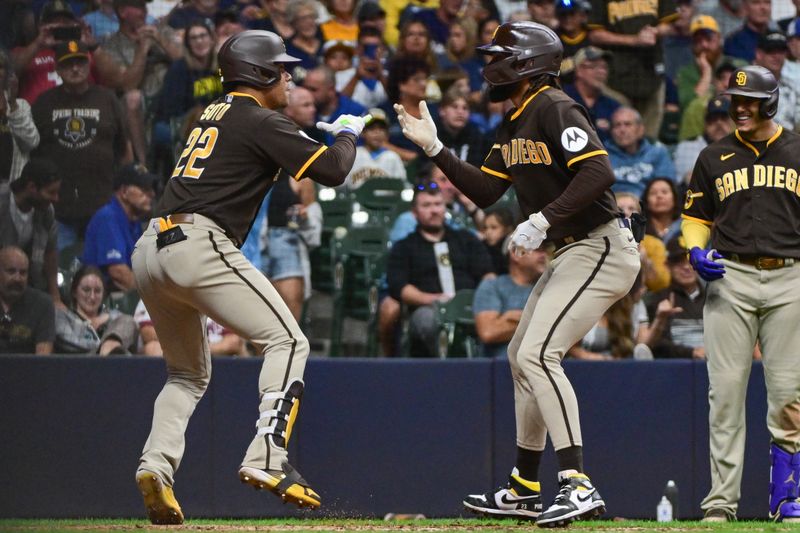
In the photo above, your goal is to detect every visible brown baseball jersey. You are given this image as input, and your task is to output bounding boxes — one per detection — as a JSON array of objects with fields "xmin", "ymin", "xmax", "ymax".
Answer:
[
  {"xmin": 159, "ymin": 92, "xmax": 354, "ymax": 246},
  {"xmin": 479, "ymin": 85, "xmax": 619, "ymax": 241},
  {"xmin": 682, "ymin": 126, "xmax": 800, "ymax": 258}
]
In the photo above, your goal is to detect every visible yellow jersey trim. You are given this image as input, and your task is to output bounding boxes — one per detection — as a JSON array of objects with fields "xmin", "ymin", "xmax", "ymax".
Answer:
[
  {"xmin": 294, "ymin": 145, "xmax": 328, "ymax": 180},
  {"xmin": 481, "ymin": 165, "xmax": 512, "ymax": 181},
  {"xmin": 767, "ymin": 125, "xmax": 783, "ymax": 146},
  {"xmin": 561, "ymin": 31, "xmax": 587, "ymax": 45},
  {"xmin": 566, "ymin": 149, "xmax": 607, "ymax": 169},
  {"xmin": 511, "ymin": 85, "xmax": 550, "ymax": 121},
  {"xmin": 680, "ymin": 214, "xmax": 713, "ymax": 226},
  {"xmin": 659, "ymin": 13, "xmax": 679, "ymax": 24},
  {"xmin": 228, "ymin": 91, "xmax": 263, "ymax": 107}
]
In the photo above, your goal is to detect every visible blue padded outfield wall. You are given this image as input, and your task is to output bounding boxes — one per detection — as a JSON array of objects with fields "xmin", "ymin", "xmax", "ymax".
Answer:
[{"xmin": 0, "ymin": 356, "xmax": 769, "ymax": 519}]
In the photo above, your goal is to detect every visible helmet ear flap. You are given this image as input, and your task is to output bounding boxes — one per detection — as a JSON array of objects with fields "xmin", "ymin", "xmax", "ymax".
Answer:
[{"xmin": 761, "ymin": 91, "xmax": 779, "ymax": 118}]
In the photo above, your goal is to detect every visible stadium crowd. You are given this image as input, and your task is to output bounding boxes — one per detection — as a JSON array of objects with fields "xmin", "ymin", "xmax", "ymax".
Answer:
[{"xmin": 0, "ymin": 0, "xmax": 794, "ymax": 359}]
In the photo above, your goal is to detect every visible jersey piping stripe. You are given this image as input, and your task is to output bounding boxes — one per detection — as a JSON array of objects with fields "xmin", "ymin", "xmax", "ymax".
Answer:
[
  {"xmin": 206, "ymin": 230, "xmax": 298, "ymax": 390},
  {"xmin": 511, "ymin": 85, "xmax": 550, "ymax": 121},
  {"xmin": 560, "ymin": 31, "xmax": 587, "ymax": 45},
  {"xmin": 228, "ymin": 91, "xmax": 263, "ymax": 107},
  {"xmin": 566, "ymin": 149, "xmax": 608, "ymax": 169},
  {"xmin": 680, "ymin": 213, "xmax": 713, "ymax": 226},
  {"xmin": 734, "ymin": 130, "xmax": 759, "ymax": 156},
  {"xmin": 294, "ymin": 145, "xmax": 328, "ymax": 180},
  {"xmin": 767, "ymin": 125, "xmax": 784, "ymax": 146},
  {"xmin": 539, "ymin": 236, "xmax": 611, "ymax": 447},
  {"xmin": 481, "ymin": 165, "xmax": 512, "ymax": 180}
]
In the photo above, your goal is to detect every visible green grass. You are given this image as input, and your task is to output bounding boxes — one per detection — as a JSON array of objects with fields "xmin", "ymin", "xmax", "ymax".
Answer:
[{"xmin": 1, "ymin": 518, "xmax": 799, "ymax": 533}]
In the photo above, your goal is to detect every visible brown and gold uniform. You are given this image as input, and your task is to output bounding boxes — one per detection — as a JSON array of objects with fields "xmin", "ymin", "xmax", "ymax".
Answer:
[
  {"xmin": 132, "ymin": 92, "xmax": 357, "ymax": 487},
  {"xmin": 682, "ymin": 126, "xmax": 800, "ymax": 517},
  {"xmin": 433, "ymin": 85, "xmax": 640, "ymax": 457}
]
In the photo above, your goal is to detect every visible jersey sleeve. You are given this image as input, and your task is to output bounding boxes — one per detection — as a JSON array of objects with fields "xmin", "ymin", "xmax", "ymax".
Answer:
[
  {"xmin": 255, "ymin": 113, "xmax": 331, "ymax": 181},
  {"xmin": 541, "ymin": 99, "xmax": 608, "ymax": 171},
  {"xmin": 681, "ymin": 151, "xmax": 715, "ymax": 224},
  {"xmin": 480, "ymin": 142, "xmax": 511, "ymax": 181}
]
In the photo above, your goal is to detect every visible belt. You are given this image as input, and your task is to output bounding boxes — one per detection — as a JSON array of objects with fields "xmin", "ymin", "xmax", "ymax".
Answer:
[
  {"xmin": 168, "ymin": 213, "xmax": 194, "ymax": 224},
  {"xmin": 722, "ymin": 253, "xmax": 796, "ymax": 270},
  {"xmin": 545, "ymin": 217, "xmax": 630, "ymax": 253}
]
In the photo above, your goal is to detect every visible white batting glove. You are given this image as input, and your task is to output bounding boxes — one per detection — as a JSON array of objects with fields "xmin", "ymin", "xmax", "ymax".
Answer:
[
  {"xmin": 316, "ymin": 113, "xmax": 373, "ymax": 136},
  {"xmin": 508, "ymin": 212, "xmax": 550, "ymax": 255},
  {"xmin": 393, "ymin": 100, "xmax": 443, "ymax": 156}
]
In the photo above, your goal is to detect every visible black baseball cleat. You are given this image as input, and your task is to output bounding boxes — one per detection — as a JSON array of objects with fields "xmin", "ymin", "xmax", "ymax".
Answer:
[
  {"xmin": 463, "ymin": 468, "xmax": 542, "ymax": 519},
  {"xmin": 536, "ymin": 472, "xmax": 605, "ymax": 528},
  {"xmin": 239, "ymin": 461, "xmax": 321, "ymax": 509}
]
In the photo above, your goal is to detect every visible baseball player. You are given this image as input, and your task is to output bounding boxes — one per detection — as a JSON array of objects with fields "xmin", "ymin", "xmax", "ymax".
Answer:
[
  {"xmin": 681, "ymin": 65, "xmax": 800, "ymax": 523},
  {"xmin": 395, "ymin": 21, "xmax": 640, "ymax": 528},
  {"xmin": 131, "ymin": 30, "xmax": 370, "ymax": 525}
]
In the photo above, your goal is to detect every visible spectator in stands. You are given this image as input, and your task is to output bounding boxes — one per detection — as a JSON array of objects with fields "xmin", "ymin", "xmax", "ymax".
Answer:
[
  {"xmin": 616, "ymin": 191, "xmax": 670, "ymax": 293},
  {"xmin": 0, "ymin": 246, "xmax": 54, "ymax": 355},
  {"xmin": 94, "ymin": 0, "xmax": 180, "ymax": 164},
  {"xmin": 644, "ymin": 236, "xmax": 705, "ymax": 359},
  {"xmin": 677, "ymin": 15, "xmax": 745, "ymax": 111},
  {"xmin": 588, "ymin": 0, "xmax": 679, "ymax": 139},
  {"xmin": 213, "ymin": 8, "xmax": 245, "ymax": 48},
  {"xmin": 563, "ymin": 46, "xmax": 621, "ymax": 144},
  {"xmin": 698, "ymin": 0, "xmax": 743, "ymax": 39},
  {"xmin": 54, "ymin": 263, "xmax": 138, "ymax": 354},
  {"xmin": 83, "ymin": 0, "xmax": 118, "ymax": 44},
  {"xmin": 435, "ymin": 17, "xmax": 484, "ymax": 98},
  {"xmin": 474, "ymin": 247, "xmax": 547, "ymax": 358},
  {"xmin": 784, "ymin": 19, "xmax": 800, "ymax": 85},
  {"xmin": 679, "ymin": 61, "xmax": 736, "ymax": 141},
  {"xmin": 754, "ymin": 31, "xmax": 800, "ymax": 131},
  {"xmin": 335, "ymin": 26, "xmax": 387, "ymax": 109},
  {"xmin": 674, "ymin": 97, "xmax": 733, "ymax": 185},
  {"xmin": 555, "ymin": 0, "xmax": 591, "ymax": 83},
  {"xmin": 662, "ymin": 0, "xmax": 695, "ymax": 82},
  {"xmin": 435, "ymin": 86, "xmax": 491, "ymax": 169},
  {"xmin": 284, "ymin": 85, "xmax": 323, "ymax": 142},
  {"xmin": 527, "ymin": 0, "xmax": 558, "ymax": 29},
  {"xmin": 82, "ymin": 163, "xmax": 154, "ymax": 292},
  {"xmin": 395, "ymin": 19, "xmax": 437, "ymax": 70},
  {"xmin": 344, "ymin": 107, "xmax": 406, "ymax": 190},
  {"xmin": 322, "ymin": 40, "xmax": 354, "ymax": 74},
  {"xmin": 284, "ymin": 0, "xmax": 323, "ymax": 79},
  {"xmin": 320, "ymin": 0, "xmax": 358, "ymax": 42},
  {"xmin": 134, "ymin": 299, "xmax": 245, "ymax": 356},
  {"xmin": 0, "ymin": 158, "xmax": 62, "ymax": 307},
  {"xmin": 167, "ymin": 0, "xmax": 220, "ymax": 30},
  {"xmin": 0, "ymin": 50, "xmax": 40, "ymax": 183},
  {"xmin": 384, "ymin": 57, "xmax": 431, "ymax": 163},
  {"xmin": 568, "ymin": 277, "xmax": 651, "ymax": 360},
  {"xmin": 243, "ymin": 0, "xmax": 293, "ymax": 39},
  {"xmin": 405, "ymin": 0, "xmax": 462, "ymax": 50},
  {"xmin": 643, "ymin": 177, "xmax": 682, "ymax": 242},
  {"xmin": 607, "ymin": 106, "xmax": 677, "ymax": 197},
  {"xmin": 304, "ymin": 65, "xmax": 366, "ymax": 144},
  {"xmin": 723, "ymin": 0, "xmax": 773, "ymax": 62},
  {"xmin": 12, "ymin": 0, "xmax": 94, "ymax": 104},
  {"xmin": 152, "ymin": 20, "xmax": 222, "ymax": 159},
  {"xmin": 32, "ymin": 40, "xmax": 131, "ymax": 250},
  {"xmin": 386, "ymin": 182, "xmax": 494, "ymax": 357},
  {"xmin": 481, "ymin": 206, "xmax": 516, "ymax": 276},
  {"xmin": 1, "ymin": 0, "xmax": 35, "ymax": 52},
  {"xmin": 356, "ymin": 1, "xmax": 387, "ymax": 37}
]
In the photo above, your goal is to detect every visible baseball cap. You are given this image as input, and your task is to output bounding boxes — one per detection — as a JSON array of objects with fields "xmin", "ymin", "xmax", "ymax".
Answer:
[
  {"xmin": 40, "ymin": 0, "xmax": 76, "ymax": 22},
  {"xmin": 357, "ymin": 1, "xmax": 386, "ymax": 22},
  {"xmin": 556, "ymin": 0, "xmax": 591, "ymax": 16},
  {"xmin": 705, "ymin": 97, "xmax": 730, "ymax": 120},
  {"xmin": 787, "ymin": 18, "xmax": 800, "ymax": 39},
  {"xmin": 689, "ymin": 15, "xmax": 719, "ymax": 35},
  {"xmin": 322, "ymin": 40, "xmax": 356, "ymax": 59},
  {"xmin": 666, "ymin": 236, "xmax": 688, "ymax": 264},
  {"xmin": 757, "ymin": 30, "xmax": 788, "ymax": 52},
  {"xmin": 54, "ymin": 40, "xmax": 89, "ymax": 63},
  {"xmin": 365, "ymin": 108, "xmax": 389, "ymax": 128},
  {"xmin": 573, "ymin": 46, "xmax": 610, "ymax": 67},
  {"xmin": 114, "ymin": 163, "xmax": 157, "ymax": 190}
]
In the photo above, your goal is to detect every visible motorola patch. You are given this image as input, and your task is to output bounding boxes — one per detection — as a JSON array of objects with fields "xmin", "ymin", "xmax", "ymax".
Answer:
[{"xmin": 561, "ymin": 127, "xmax": 588, "ymax": 152}]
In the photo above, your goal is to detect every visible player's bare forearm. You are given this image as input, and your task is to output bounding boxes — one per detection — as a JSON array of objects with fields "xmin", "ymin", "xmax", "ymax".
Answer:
[
  {"xmin": 541, "ymin": 156, "xmax": 614, "ymax": 224},
  {"xmin": 431, "ymin": 148, "xmax": 509, "ymax": 209},
  {"xmin": 307, "ymin": 132, "xmax": 357, "ymax": 186}
]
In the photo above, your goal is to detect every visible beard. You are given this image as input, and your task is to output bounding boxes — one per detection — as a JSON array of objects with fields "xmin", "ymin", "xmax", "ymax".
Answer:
[{"xmin": 417, "ymin": 221, "xmax": 444, "ymax": 233}]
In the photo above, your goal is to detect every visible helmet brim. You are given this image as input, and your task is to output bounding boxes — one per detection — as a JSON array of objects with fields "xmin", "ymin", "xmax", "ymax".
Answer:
[
  {"xmin": 722, "ymin": 87, "xmax": 772, "ymax": 99},
  {"xmin": 273, "ymin": 52, "xmax": 302, "ymax": 64},
  {"xmin": 476, "ymin": 43, "xmax": 511, "ymax": 55}
]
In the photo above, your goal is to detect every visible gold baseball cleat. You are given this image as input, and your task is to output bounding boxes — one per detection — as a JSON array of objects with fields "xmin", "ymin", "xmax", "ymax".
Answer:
[
  {"xmin": 239, "ymin": 461, "xmax": 321, "ymax": 509},
  {"xmin": 136, "ymin": 471, "xmax": 184, "ymax": 525}
]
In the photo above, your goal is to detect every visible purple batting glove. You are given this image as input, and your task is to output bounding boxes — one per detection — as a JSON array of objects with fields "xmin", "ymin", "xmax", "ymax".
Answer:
[{"xmin": 688, "ymin": 247, "xmax": 726, "ymax": 282}]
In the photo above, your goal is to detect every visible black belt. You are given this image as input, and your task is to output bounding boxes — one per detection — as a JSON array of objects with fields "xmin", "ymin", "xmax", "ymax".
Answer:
[
  {"xmin": 720, "ymin": 253, "xmax": 797, "ymax": 270},
  {"xmin": 544, "ymin": 218, "xmax": 630, "ymax": 253}
]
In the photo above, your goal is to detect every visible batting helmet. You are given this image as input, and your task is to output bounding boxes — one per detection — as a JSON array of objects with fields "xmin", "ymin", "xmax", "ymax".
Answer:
[
  {"xmin": 476, "ymin": 21, "xmax": 563, "ymax": 86},
  {"xmin": 723, "ymin": 65, "xmax": 779, "ymax": 119},
  {"xmin": 218, "ymin": 30, "xmax": 300, "ymax": 89}
]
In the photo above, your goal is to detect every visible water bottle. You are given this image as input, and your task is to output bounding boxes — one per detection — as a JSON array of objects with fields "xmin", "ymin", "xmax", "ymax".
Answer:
[
  {"xmin": 656, "ymin": 496, "xmax": 673, "ymax": 522},
  {"xmin": 664, "ymin": 480, "xmax": 679, "ymax": 519}
]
